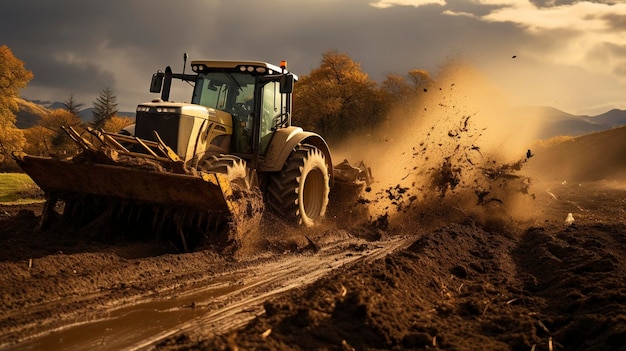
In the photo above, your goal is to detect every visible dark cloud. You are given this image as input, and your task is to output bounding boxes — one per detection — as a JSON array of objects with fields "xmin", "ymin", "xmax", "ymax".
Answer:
[
  {"xmin": 529, "ymin": 0, "xmax": 620, "ymax": 6},
  {"xmin": 24, "ymin": 55, "xmax": 115, "ymax": 93},
  {"xmin": 600, "ymin": 13, "xmax": 626, "ymax": 30},
  {"xmin": 529, "ymin": 0, "xmax": 578, "ymax": 7},
  {"xmin": 445, "ymin": 0, "xmax": 503, "ymax": 16},
  {"xmin": 1, "ymin": 0, "xmax": 623, "ymax": 114}
]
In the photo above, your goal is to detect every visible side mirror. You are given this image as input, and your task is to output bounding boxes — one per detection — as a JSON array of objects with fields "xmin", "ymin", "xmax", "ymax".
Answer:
[
  {"xmin": 150, "ymin": 71, "xmax": 164, "ymax": 93},
  {"xmin": 280, "ymin": 74, "xmax": 294, "ymax": 94}
]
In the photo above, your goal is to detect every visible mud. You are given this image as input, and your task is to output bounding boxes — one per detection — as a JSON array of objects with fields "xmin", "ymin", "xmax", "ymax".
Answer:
[
  {"xmin": 3, "ymin": 63, "xmax": 626, "ymax": 350},
  {"xmin": 131, "ymin": 179, "xmax": 623, "ymax": 351},
  {"xmin": 3, "ymin": 166, "xmax": 626, "ymax": 351}
]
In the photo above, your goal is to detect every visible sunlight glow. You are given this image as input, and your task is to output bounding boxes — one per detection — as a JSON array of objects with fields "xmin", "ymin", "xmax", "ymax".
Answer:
[
  {"xmin": 370, "ymin": 0, "xmax": 445, "ymax": 9},
  {"xmin": 448, "ymin": 1, "xmax": 626, "ymax": 80}
]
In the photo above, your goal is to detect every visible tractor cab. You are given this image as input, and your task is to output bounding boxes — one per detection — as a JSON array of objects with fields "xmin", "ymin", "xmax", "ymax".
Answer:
[{"xmin": 150, "ymin": 60, "xmax": 297, "ymax": 157}]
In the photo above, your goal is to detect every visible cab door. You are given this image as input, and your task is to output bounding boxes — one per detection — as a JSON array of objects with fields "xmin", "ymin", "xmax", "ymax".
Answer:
[{"xmin": 259, "ymin": 81, "xmax": 287, "ymax": 154}]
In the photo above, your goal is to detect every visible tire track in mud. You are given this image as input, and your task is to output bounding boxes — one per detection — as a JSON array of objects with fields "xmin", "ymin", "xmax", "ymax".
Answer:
[
  {"xmin": 3, "ymin": 236, "xmax": 413, "ymax": 351},
  {"xmin": 132, "ymin": 235, "xmax": 413, "ymax": 351}
]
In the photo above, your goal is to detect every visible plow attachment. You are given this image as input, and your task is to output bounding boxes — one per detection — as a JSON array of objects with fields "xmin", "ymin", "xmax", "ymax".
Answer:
[
  {"xmin": 15, "ymin": 156, "xmax": 234, "ymax": 211},
  {"xmin": 12, "ymin": 127, "xmax": 262, "ymax": 252}
]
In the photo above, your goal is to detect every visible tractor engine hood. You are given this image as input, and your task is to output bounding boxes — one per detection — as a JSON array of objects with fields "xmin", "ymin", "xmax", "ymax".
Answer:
[{"xmin": 135, "ymin": 101, "xmax": 233, "ymax": 159}]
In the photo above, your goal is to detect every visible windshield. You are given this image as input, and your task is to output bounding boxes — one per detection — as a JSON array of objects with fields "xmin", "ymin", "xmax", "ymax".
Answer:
[{"xmin": 191, "ymin": 72, "xmax": 256, "ymax": 112}]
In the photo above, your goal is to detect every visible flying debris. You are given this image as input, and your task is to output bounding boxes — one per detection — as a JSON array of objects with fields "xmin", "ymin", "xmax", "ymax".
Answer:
[{"xmin": 565, "ymin": 213, "xmax": 575, "ymax": 226}]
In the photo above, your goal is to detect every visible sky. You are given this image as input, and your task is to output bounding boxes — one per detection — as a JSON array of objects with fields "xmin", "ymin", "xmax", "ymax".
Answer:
[{"xmin": 2, "ymin": 0, "xmax": 626, "ymax": 115}]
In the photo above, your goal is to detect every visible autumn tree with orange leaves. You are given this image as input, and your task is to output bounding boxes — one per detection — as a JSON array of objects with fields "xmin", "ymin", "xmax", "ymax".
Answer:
[
  {"xmin": 292, "ymin": 50, "xmax": 385, "ymax": 141},
  {"xmin": 0, "ymin": 45, "xmax": 33, "ymax": 168},
  {"xmin": 22, "ymin": 109, "xmax": 84, "ymax": 157}
]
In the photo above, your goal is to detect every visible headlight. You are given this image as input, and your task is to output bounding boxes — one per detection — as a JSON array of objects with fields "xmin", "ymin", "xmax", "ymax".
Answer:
[{"xmin": 156, "ymin": 107, "xmax": 180, "ymax": 113}]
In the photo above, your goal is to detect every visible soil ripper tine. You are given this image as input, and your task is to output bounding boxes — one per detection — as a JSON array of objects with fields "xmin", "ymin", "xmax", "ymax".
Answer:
[
  {"xmin": 196, "ymin": 212, "xmax": 204, "ymax": 232},
  {"xmin": 68, "ymin": 197, "xmax": 82, "ymax": 221},
  {"xmin": 158, "ymin": 207, "xmax": 168, "ymax": 231},
  {"xmin": 84, "ymin": 127, "xmax": 108, "ymax": 147},
  {"xmin": 134, "ymin": 205, "xmax": 143, "ymax": 224},
  {"xmin": 135, "ymin": 137, "xmax": 160, "ymax": 158},
  {"xmin": 182, "ymin": 209, "xmax": 191, "ymax": 229},
  {"xmin": 62, "ymin": 126, "xmax": 98, "ymax": 153},
  {"xmin": 151, "ymin": 131, "xmax": 187, "ymax": 174},
  {"xmin": 89, "ymin": 128, "xmax": 130, "ymax": 153},
  {"xmin": 151, "ymin": 207, "xmax": 161, "ymax": 231},
  {"xmin": 154, "ymin": 207, "xmax": 169, "ymax": 241},
  {"xmin": 176, "ymin": 223, "xmax": 189, "ymax": 253},
  {"xmin": 131, "ymin": 205, "xmax": 141, "ymax": 224},
  {"xmin": 118, "ymin": 202, "xmax": 128, "ymax": 222}
]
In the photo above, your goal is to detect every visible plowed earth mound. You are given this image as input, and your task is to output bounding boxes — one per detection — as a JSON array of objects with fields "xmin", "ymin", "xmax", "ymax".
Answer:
[
  {"xmin": 2, "ymin": 183, "xmax": 626, "ymax": 351},
  {"xmin": 148, "ymin": 181, "xmax": 626, "ymax": 351}
]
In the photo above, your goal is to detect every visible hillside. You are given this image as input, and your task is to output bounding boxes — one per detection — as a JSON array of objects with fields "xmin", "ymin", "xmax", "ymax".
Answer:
[
  {"xmin": 14, "ymin": 99, "xmax": 49, "ymax": 128},
  {"xmin": 14, "ymin": 99, "xmax": 136, "ymax": 128},
  {"xmin": 529, "ymin": 125, "xmax": 626, "ymax": 182}
]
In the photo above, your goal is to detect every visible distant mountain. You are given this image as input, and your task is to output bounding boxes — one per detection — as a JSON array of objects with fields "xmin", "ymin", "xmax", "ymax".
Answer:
[
  {"xmin": 588, "ymin": 109, "xmax": 626, "ymax": 127},
  {"xmin": 513, "ymin": 106, "xmax": 626, "ymax": 139},
  {"xmin": 15, "ymin": 99, "xmax": 136, "ymax": 128},
  {"xmin": 25, "ymin": 99, "xmax": 63, "ymax": 110}
]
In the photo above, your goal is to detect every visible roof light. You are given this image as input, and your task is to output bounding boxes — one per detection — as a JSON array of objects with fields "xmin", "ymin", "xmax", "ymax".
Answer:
[
  {"xmin": 280, "ymin": 60, "xmax": 287, "ymax": 69},
  {"xmin": 192, "ymin": 64, "xmax": 206, "ymax": 72}
]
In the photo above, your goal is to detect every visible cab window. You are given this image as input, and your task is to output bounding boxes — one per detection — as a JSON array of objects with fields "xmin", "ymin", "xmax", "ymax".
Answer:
[{"xmin": 259, "ymin": 81, "xmax": 287, "ymax": 154}]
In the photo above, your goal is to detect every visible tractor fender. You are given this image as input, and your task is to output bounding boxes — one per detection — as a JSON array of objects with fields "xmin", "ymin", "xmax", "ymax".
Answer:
[{"xmin": 261, "ymin": 126, "xmax": 334, "ymax": 184}]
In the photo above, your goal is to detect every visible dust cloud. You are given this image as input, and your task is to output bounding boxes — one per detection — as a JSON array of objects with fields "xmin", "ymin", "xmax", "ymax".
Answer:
[{"xmin": 333, "ymin": 60, "xmax": 548, "ymax": 229}]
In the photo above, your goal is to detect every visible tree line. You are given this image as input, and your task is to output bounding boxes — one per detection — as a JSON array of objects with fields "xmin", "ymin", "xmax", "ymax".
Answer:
[
  {"xmin": 0, "ymin": 45, "xmax": 133, "ymax": 170},
  {"xmin": 0, "ymin": 45, "xmax": 432, "ymax": 171}
]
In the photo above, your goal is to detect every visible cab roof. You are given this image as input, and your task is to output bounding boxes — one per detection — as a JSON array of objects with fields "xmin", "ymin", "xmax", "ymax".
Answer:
[{"xmin": 190, "ymin": 60, "xmax": 297, "ymax": 79}]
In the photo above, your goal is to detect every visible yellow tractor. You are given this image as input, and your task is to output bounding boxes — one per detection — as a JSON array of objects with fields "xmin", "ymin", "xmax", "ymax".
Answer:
[{"xmin": 14, "ymin": 60, "xmax": 369, "ymax": 251}]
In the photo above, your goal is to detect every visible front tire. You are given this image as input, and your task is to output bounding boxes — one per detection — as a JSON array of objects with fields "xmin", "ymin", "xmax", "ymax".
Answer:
[
  {"xmin": 199, "ymin": 155, "xmax": 252, "ymax": 189},
  {"xmin": 267, "ymin": 144, "xmax": 330, "ymax": 227}
]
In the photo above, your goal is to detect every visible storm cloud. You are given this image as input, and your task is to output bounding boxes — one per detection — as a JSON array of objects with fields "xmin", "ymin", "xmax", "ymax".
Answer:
[{"xmin": 2, "ymin": 0, "xmax": 625, "ymax": 115}]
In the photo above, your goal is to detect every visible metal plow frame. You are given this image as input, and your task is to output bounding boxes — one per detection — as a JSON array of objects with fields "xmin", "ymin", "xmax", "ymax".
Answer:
[{"xmin": 13, "ymin": 126, "xmax": 246, "ymax": 252}]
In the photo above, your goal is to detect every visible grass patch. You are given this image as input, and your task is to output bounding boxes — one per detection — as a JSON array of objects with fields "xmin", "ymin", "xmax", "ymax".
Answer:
[{"xmin": 0, "ymin": 173, "xmax": 45, "ymax": 204}]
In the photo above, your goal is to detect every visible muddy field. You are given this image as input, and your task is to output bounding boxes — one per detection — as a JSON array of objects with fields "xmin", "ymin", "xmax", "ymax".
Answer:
[
  {"xmin": 155, "ymin": 179, "xmax": 626, "ymax": 351},
  {"xmin": 2, "ymin": 178, "xmax": 626, "ymax": 351},
  {"xmin": 3, "ymin": 67, "xmax": 626, "ymax": 350}
]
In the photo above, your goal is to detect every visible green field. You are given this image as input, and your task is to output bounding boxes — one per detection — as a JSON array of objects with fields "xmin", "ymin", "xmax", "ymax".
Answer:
[{"xmin": 0, "ymin": 173, "xmax": 44, "ymax": 204}]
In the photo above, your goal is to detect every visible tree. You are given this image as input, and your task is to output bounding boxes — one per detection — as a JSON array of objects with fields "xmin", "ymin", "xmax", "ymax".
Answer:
[
  {"xmin": 292, "ymin": 50, "xmax": 384, "ymax": 140},
  {"xmin": 63, "ymin": 94, "xmax": 84, "ymax": 116},
  {"xmin": 92, "ymin": 87, "xmax": 118, "ymax": 129},
  {"xmin": 23, "ymin": 109, "xmax": 83, "ymax": 156},
  {"xmin": 0, "ymin": 45, "xmax": 33, "ymax": 168},
  {"xmin": 381, "ymin": 69, "xmax": 433, "ymax": 106},
  {"xmin": 102, "ymin": 115, "xmax": 134, "ymax": 133}
]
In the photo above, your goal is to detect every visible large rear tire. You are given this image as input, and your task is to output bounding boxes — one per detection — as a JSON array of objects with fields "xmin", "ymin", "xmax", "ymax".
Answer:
[{"xmin": 267, "ymin": 144, "xmax": 330, "ymax": 227}]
